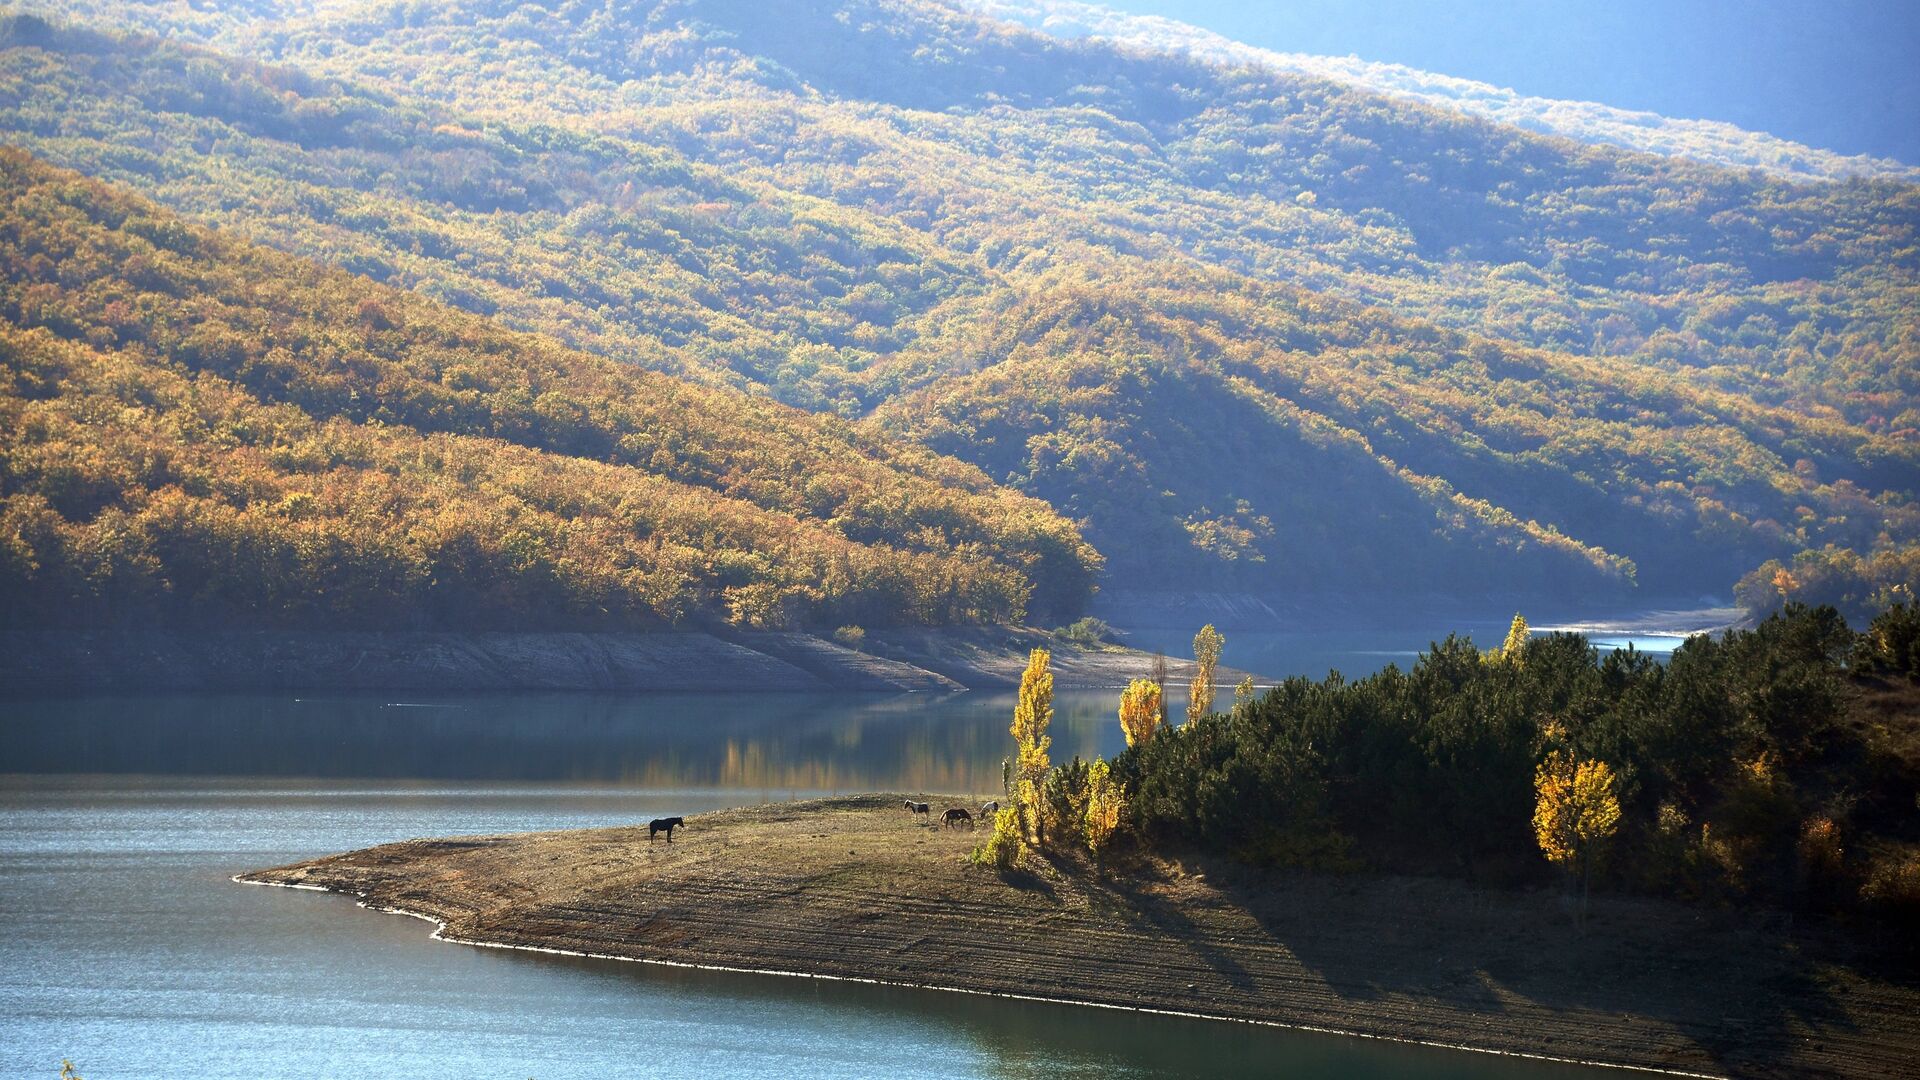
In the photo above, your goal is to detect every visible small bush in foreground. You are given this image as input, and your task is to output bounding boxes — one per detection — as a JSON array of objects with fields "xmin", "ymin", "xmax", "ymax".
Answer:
[{"xmin": 971, "ymin": 808, "xmax": 1023, "ymax": 872}]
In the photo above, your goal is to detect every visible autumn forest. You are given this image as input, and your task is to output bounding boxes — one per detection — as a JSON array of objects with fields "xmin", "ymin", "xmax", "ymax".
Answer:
[{"xmin": 1, "ymin": 1, "xmax": 1915, "ymax": 632}]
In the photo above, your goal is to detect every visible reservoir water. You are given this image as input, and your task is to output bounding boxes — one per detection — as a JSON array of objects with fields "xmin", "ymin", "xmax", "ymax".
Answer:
[{"xmin": 2, "ymin": 617, "xmax": 1710, "ymax": 1078}]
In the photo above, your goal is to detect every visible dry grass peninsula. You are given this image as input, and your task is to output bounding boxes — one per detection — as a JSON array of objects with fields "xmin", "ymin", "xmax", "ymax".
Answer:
[{"xmin": 240, "ymin": 795, "xmax": 1920, "ymax": 1079}]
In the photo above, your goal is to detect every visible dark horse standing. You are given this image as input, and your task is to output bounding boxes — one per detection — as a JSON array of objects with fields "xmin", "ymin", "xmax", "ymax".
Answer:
[
  {"xmin": 942, "ymin": 807, "xmax": 974, "ymax": 828},
  {"xmin": 649, "ymin": 816, "xmax": 685, "ymax": 842}
]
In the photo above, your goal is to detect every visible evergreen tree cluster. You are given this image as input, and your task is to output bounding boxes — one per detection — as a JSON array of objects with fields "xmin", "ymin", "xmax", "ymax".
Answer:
[{"xmin": 1114, "ymin": 605, "xmax": 1920, "ymax": 929}]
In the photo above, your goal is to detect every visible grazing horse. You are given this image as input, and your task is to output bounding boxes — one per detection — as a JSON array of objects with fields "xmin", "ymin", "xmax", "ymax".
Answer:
[
  {"xmin": 943, "ymin": 807, "xmax": 974, "ymax": 828},
  {"xmin": 649, "ymin": 816, "xmax": 685, "ymax": 843},
  {"xmin": 906, "ymin": 801, "xmax": 930, "ymax": 817},
  {"xmin": 980, "ymin": 800, "xmax": 999, "ymax": 816}
]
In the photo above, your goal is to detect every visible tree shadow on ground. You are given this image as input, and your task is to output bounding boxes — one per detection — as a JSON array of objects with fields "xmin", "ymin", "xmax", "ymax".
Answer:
[
  {"xmin": 1093, "ymin": 868, "xmax": 1257, "ymax": 992},
  {"xmin": 1162, "ymin": 849, "xmax": 1877, "ymax": 1077},
  {"xmin": 993, "ymin": 864, "xmax": 1058, "ymax": 898}
]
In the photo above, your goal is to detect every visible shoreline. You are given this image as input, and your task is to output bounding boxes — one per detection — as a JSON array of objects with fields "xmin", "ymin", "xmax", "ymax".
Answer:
[
  {"xmin": 229, "ymin": 875, "xmax": 1711, "ymax": 1079},
  {"xmin": 237, "ymin": 796, "xmax": 1920, "ymax": 1078},
  {"xmin": 1, "ymin": 626, "xmax": 1254, "ymax": 696},
  {"xmin": 0, "ymin": 598, "xmax": 1735, "ymax": 698}
]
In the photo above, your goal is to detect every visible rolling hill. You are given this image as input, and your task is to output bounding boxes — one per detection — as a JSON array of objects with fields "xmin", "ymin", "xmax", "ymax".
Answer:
[
  {"xmin": 0, "ymin": 148, "xmax": 1099, "ymax": 630},
  {"xmin": 2, "ymin": 1, "xmax": 1915, "ymax": 609}
]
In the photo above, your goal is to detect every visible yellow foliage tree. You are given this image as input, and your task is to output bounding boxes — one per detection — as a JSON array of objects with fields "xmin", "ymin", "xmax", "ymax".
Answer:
[
  {"xmin": 1011, "ymin": 648, "xmax": 1054, "ymax": 846},
  {"xmin": 971, "ymin": 806, "xmax": 1023, "ymax": 872},
  {"xmin": 1488, "ymin": 612, "xmax": 1530, "ymax": 664},
  {"xmin": 1084, "ymin": 758, "xmax": 1124, "ymax": 863},
  {"xmin": 1532, "ymin": 751, "xmax": 1621, "ymax": 923},
  {"xmin": 1187, "ymin": 624, "xmax": 1224, "ymax": 724},
  {"xmin": 1117, "ymin": 678, "xmax": 1164, "ymax": 747},
  {"xmin": 1233, "ymin": 675, "xmax": 1256, "ymax": 710}
]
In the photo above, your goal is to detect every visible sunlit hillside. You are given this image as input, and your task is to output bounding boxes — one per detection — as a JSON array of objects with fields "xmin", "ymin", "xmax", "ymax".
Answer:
[
  {"xmin": 0, "ymin": 149, "xmax": 1099, "ymax": 630},
  {"xmin": 2, "ymin": 1, "xmax": 1915, "ymax": 605}
]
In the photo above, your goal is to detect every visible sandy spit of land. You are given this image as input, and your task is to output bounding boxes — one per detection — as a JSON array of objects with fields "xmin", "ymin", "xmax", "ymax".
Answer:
[{"xmin": 239, "ymin": 796, "xmax": 1919, "ymax": 1079}]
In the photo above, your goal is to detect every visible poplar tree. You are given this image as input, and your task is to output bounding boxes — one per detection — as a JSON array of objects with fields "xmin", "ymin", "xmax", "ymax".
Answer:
[
  {"xmin": 1490, "ymin": 612, "xmax": 1530, "ymax": 664},
  {"xmin": 1149, "ymin": 652, "xmax": 1170, "ymax": 726},
  {"xmin": 1011, "ymin": 648, "xmax": 1054, "ymax": 846},
  {"xmin": 1233, "ymin": 675, "xmax": 1257, "ymax": 710},
  {"xmin": 1084, "ymin": 758, "xmax": 1124, "ymax": 865},
  {"xmin": 1117, "ymin": 678, "xmax": 1164, "ymax": 747},
  {"xmin": 1187, "ymin": 624, "xmax": 1224, "ymax": 724}
]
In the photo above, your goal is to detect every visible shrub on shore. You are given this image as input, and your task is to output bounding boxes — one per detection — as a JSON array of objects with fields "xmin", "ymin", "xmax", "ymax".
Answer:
[
  {"xmin": 970, "ymin": 807, "xmax": 1023, "ymax": 873},
  {"xmin": 1054, "ymin": 617, "xmax": 1118, "ymax": 648}
]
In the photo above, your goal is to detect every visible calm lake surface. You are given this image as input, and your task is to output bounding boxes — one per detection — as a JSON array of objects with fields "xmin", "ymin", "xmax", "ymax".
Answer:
[{"xmin": 2, "ymin": 617, "xmax": 1709, "ymax": 1078}]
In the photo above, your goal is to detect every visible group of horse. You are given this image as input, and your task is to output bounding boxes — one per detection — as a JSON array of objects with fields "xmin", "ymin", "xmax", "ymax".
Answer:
[
  {"xmin": 904, "ymin": 798, "xmax": 998, "ymax": 828},
  {"xmin": 647, "ymin": 797, "xmax": 999, "ymax": 843}
]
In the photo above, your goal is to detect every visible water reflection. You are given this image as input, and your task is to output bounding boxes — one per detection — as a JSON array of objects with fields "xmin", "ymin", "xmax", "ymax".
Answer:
[
  {"xmin": 1, "ymin": 690, "xmax": 1159, "ymax": 792},
  {"xmin": 1, "ymin": 603, "xmax": 1720, "ymax": 791}
]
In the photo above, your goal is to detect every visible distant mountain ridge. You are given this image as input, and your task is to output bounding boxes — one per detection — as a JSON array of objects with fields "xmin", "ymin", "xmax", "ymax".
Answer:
[{"xmin": 971, "ymin": 0, "xmax": 1920, "ymax": 184}]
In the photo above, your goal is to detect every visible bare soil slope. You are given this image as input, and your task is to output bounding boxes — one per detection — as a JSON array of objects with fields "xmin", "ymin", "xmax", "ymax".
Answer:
[{"xmin": 240, "ymin": 797, "xmax": 1919, "ymax": 1078}]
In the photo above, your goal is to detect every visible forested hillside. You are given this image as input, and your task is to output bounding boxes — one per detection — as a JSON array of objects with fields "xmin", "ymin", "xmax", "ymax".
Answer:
[
  {"xmin": 976, "ymin": 0, "xmax": 1920, "ymax": 184},
  {"xmin": 0, "ymin": 150, "xmax": 1099, "ymax": 630},
  {"xmin": 3, "ymin": 1, "xmax": 1916, "ymax": 604}
]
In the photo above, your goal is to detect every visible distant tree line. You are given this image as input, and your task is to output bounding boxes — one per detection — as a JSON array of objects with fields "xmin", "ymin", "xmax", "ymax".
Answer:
[{"xmin": 1737, "ymin": 543, "xmax": 1920, "ymax": 624}]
